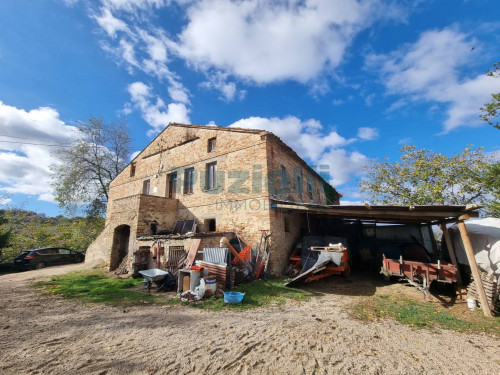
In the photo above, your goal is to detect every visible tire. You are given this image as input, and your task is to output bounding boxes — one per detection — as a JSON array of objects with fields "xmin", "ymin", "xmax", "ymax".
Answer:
[{"xmin": 34, "ymin": 262, "xmax": 46, "ymax": 270}]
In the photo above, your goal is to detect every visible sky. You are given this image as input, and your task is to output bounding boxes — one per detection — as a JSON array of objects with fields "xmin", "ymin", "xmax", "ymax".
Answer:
[{"xmin": 0, "ymin": 0, "xmax": 499, "ymax": 216}]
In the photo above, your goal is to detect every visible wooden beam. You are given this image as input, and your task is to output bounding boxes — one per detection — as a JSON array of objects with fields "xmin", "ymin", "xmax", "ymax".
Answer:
[
  {"xmin": 457, "ymin": 221, "xmax": 492, "ymax": 317},
  {"xmin": 274, "ymin": 203, "xmax": 479, "ymax": 221},
  {"xmin": 440, "ymin": 224, "xmax": 462, "ymax": 285}
]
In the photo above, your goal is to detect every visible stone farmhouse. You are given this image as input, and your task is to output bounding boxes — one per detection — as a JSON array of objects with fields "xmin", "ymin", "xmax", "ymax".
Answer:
[{"xmin": 86, "ymin": 123, "xmax": 340, "ymax": 276}]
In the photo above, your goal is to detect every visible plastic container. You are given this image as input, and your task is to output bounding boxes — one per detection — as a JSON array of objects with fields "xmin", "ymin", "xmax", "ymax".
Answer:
[
  {"xmin": 223, "ymin": 291, "xmax": 245, "ymax": 304},
  {"xmin": 466, "ymin": 298, "xmax": 477, "ymax": 310}
]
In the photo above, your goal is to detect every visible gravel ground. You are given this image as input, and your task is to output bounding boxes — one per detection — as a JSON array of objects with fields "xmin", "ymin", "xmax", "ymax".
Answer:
[{"xmin": 0, "ymin": 264, "xmax": 499, "ymax": 375}]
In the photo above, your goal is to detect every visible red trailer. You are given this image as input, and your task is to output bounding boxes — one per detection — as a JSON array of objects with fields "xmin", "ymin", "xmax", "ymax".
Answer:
[{"xmin": 381, "ymin": 254, "xmax": 458, "ymax": 295}]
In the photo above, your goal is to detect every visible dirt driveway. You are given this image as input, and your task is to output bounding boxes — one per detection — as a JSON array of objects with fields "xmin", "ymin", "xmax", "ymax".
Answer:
[{"xmin": 0, "ymin": 265, "xmax": 498, "ymax": 375}]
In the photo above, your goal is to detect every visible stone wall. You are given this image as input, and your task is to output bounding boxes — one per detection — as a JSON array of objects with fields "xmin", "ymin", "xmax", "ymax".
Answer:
[
  {"xmin": 136, "ymin": 195, "xmax": 177, "ymax": 236},
  {"xmin": 86, "ymin": 195, "xmax": 140, "ymax": 267},
  {"xmin": 264, "ymin": 135, "xmax": 329, "ymax": 274}
]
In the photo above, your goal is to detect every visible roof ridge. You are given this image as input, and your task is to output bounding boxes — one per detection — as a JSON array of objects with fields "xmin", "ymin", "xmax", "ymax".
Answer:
[{"xmin": 168, "ymin": 122, "xmax": 266, "ymax": 134}]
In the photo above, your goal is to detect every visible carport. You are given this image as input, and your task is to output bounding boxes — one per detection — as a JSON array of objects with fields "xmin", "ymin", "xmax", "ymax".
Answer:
[{"xmin": 273, "ymin": 199, "xmax": 492, "ymax": 317}]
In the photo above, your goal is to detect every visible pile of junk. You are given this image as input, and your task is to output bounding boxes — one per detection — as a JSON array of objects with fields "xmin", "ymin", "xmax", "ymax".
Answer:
[{"xmin": 136, "ymin": 231, "xmax": 273, "ymax": 304}]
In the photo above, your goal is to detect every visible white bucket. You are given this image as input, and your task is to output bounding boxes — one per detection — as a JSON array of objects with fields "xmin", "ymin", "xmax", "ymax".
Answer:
[
  {"xmin": 466, "ymin": 298, "xmax": 476, "ymax": 310},
  {"xmin": 204, "ymin": 276, "xmax": 217, "ymax": 293}
]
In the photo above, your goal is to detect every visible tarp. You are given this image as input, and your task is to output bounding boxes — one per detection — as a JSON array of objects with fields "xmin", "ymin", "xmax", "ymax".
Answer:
[{"xmin": 448, "ymin": 218, "xmax": 500, "ymax": 276}]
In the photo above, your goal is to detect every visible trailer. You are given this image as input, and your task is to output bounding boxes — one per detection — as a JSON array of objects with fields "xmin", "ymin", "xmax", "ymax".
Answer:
[{"xmin": 381, "ymin": 254, "xmax": 458, "ymax": 295}]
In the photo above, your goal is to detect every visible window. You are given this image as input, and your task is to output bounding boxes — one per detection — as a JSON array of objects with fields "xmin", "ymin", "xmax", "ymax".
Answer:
[
  {"xmin": 296, "ymin": 174, "xmax": 303, "ymax": 195},
  {"xmin": 59, "ymin": 249, "xmax": 71, "ymax": 254},
  {"xmin": 206, "ymin": 162, "xmax": 217, "ymax": 190},
  {"xmin": 208, "ymin": 137, "xmax": 216, "ymax": 152},
  {"xmin": 281, "ymin": 166, "xmax": 287, "ymax": 189},
  {"xmin": 205, "ymin": 218, "xmax": 216, "ymax": 232},
  {"xmin": 307, "ymin": 181, "xmax": 313, "ymax": 200},
  {"xmin": 37, "ymin": 249, "xmax": 57, "ymax": 255},
  {"xmin": 184, "ymin": 168, "xmax": 194, "ymax": 194},
  {"xmin": 143, "ymin": 179, "xmax": 150, "ymax": 195},
  {"xmin": 168, "ymin": 173, "xmax": 177, "ymax": 198},
  {"xmin": 130, "ymin": 163, "xmax": 136, "ymax": 177}
]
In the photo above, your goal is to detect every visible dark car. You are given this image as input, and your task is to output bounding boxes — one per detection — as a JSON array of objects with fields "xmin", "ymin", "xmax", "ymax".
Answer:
[{"xmin": 13, "ymin": 248, "xmax": 85, "ymax": 270}]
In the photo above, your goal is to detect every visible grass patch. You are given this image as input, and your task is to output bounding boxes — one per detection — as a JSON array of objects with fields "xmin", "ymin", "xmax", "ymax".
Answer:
[
  {"xmin": 36, "ymin": 271, "xmax": 311, "ymax": 311},
  {"xmin": 355, "ymin": 294, "xmax": 500, "ymax": 336},
  {"xmin": 36, "ymin": 270, "xmax": 175, "ymax": 307},
  {"xmin": 193, "ymin": 278, "xmax": 313, "ymax": 311}
]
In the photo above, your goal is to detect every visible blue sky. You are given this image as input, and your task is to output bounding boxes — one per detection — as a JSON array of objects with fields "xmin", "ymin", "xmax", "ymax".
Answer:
[{"xmin": 0, "ymin": 0, "xmax": 499, "ymax": 216}]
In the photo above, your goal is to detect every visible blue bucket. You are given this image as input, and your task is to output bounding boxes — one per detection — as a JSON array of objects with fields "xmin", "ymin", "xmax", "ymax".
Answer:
[{"xmin": 223, "ymin": 291, "xmax": 245, "ymax": 304}]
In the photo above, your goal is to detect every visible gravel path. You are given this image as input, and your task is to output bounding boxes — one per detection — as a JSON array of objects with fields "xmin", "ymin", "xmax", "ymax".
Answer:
[{"xmin": 0, "ymin": 265, "xmax": 498, "ymax": 374}]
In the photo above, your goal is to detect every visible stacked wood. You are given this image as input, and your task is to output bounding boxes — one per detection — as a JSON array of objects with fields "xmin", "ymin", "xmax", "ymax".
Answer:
[
  {"xmin": 467, "ymin": 272, "xmax": 500, "ymax": 315},
  {"xmin": 114, "ymin": 255, "xmax": 129, "ymax": 275}
]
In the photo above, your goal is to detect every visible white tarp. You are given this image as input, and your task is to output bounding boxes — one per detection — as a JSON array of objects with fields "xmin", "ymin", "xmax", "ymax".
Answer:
[{"xmin": 448, "ymin": 218, "xmax": 500, "ymax": 276}]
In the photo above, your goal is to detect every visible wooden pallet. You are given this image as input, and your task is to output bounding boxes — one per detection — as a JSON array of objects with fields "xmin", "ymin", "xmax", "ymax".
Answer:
[{"xmin": 467, "ymin": 273, "xmax": 500, "ymax": 314}]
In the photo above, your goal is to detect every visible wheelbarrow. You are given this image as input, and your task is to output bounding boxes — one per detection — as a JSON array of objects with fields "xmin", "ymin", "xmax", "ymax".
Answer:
[{"xmin": 138, "ymin": 268, "xmax": 170, "ymax": 292}]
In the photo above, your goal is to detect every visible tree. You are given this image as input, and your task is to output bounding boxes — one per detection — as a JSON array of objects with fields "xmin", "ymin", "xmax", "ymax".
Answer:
[
  {"xmin": 51, "ymin": 117, "xmax": 132, "ymax": 217},
  {"xmin": 482, "ymin": 162, "xmax": 500, "ymax": 217},
  {"xmin": 359, "ymin": 145, "xmax": 494, "ymax": 208},
  {"xmin": 0, "ymin": 210, "xmax": 12, "ymax": 262},
  {"xmin": 480, "ymin": 61, "xmax": 500, "ymax": 130}
]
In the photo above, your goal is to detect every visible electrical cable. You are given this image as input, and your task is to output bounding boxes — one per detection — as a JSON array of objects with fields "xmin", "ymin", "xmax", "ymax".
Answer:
[{"xmin": 0, "ymin": 140, "xmax": 68, "ymax": 147}]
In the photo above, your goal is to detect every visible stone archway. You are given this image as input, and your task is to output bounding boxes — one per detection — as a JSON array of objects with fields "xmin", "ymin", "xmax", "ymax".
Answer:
[{"xmin": 110, "ymin": 225, "xmax": 130, "ymax": 271}]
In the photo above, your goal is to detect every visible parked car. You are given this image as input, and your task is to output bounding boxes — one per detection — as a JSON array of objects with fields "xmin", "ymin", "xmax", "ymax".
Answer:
[{"xmin": 13, "ymin": 248, "xmax": 85, "ymax": 270}]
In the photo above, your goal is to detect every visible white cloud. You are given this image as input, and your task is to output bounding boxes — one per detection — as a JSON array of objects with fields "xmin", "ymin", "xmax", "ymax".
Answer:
[
  {"xmin": 318, "ymin": 149, "xmax": 368, "ymax": 186},
  {"xmin": 173, "ymin": 0, "xmax": 400, "ymax": 86},
  {"xmin": 94, "ymin": 7, "xmax": 130, "ymax": 38},
  {"xmin": 91, "ymin": 1, "xmax": 407, "ymax": 102},
  {"xmin": 367, "ymin": 27, "xmax": 500, "ymax": 132},
  {"xmin": 138, "ymin": 29, "xmax": 168, "ymax": 62},
  {"xmin": 0, "ymin": 101, "xmax": 78, "ymax": 202},
  {"xmin": 102, "ymin": 0, "xmax": 170, "ymax": 12},
  {"xmin": 200, "ymin": 71, "xmax": 245, "ymax": 101},
  {"xmin": 398, "ymin": 137, "xmax": 412, "ymax": 145},
  {"xmin": 0, "ymin": 196, "xmax": 11, "ymax": 205},
  {"xmin": 357, "ymin": 127, "xmax": 379, "ymax": 140},
  {"xmin": 127, "ymin": 81, "xmax": 190, "ymax": 135},
  {"xmin": 99, "ymin": 24, "xmax": 191, "ymax": 104},
  {"xmin": 229, "ymin": 115, "xmax": 367, "ymax": 186}
]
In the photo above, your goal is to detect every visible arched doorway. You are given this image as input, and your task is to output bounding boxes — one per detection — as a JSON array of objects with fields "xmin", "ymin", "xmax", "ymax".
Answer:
[{"xmin": 110, "ymin": 225, "xmax": 130, "ymax": 271}]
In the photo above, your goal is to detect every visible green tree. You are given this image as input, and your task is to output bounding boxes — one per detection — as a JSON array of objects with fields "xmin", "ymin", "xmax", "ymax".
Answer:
[
  {"xmin": 480, "ymin": 62, "xmax": 500, "ymax": 130},
  {"xmin": 0, "ymin": 210, "xmax": 12, "ymax": 262},
  {"xmin": 51, "ymin": 116, "xmax": 132, "ymax": 217},
  {"xmin": 482, "ymin": 162, "xmax": 500, "ymax": 217},
  {"xmin": 360, "ymin": 145, "xmax": 494, "ymax": 208}
]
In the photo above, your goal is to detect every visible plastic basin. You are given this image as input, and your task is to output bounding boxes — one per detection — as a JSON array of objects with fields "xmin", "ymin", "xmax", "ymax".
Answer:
[{"xmin": 223, "ymin": 291, "xmax": 245, "ymax": 304}]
